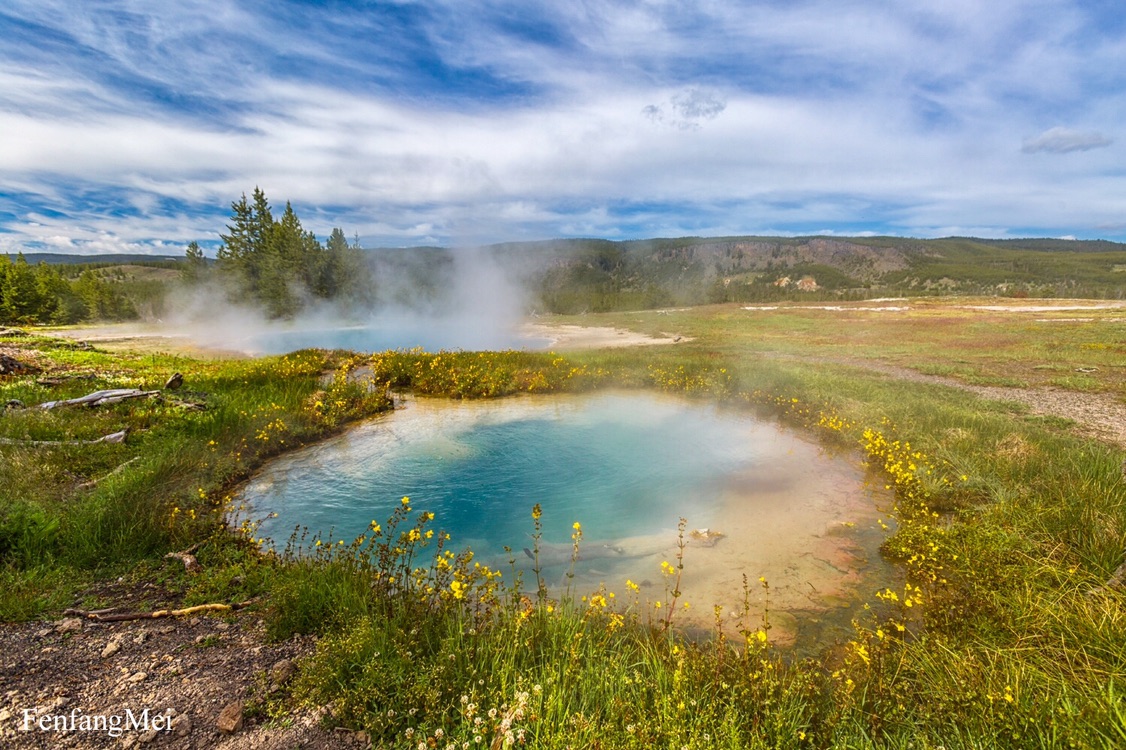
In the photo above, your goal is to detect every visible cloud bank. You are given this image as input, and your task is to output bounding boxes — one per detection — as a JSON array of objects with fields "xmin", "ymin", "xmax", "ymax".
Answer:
[{"xmin": 0, "ymin": 0, "xmax": 1124, "ymax": 253}]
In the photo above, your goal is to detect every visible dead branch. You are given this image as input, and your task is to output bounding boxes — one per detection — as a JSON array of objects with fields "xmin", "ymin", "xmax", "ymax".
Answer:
[
  {"xmin": 0, "ymin": 429, "xmax": 128, "ymax": 446},
  {"xmin": 63, "ymin": 600, "xmax": 257, "ymax": 623},
  {"xmin": 77, "ymin": 456, "xmax": 141, "ymax": 490},
  {"xmin": 36, "ymin": 374, "xmax": 99, "ymax": 387},
  {"xmin": 163, "ymin": 397, "xmax": 206, "ymax": 411},
  {"xmin": 164, "ymin": 550, "xmax": 202, "ymax": 574},
  {"xmin": 38, "ymin": 389, "xmax": 160, "ymax": 410}
]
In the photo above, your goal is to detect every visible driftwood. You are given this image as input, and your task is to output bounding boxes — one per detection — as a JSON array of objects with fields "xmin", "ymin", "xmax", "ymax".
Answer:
[
  {"xmin": 77, "ymin": 456, "xmax": 141, "ymax": 490},
  {"xmin": 164, "ymin": 542, "xmax": 203, "ymax": 574},
  {"xmin": 0, "ymin": 429, "xmax": 128, "ymax": 446},
  {"xmin": 63, "ymin": 600, "xmax": 257, "ymax": 623},
  {"xmin": 39, "ymin": 389, "xmax": 160, "ymax": 410}
]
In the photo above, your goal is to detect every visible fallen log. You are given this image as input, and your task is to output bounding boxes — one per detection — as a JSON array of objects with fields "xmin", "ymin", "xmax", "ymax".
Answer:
[
  {"xmin": 0, "ymin": 428, "xmax": 128, "ymax": 446},
  {"xmin": 63, "ymin": 600, "xmax": 257, "ymax": 623},
  {"xmin": 39, "ymin": 389, "xmax": 160, "ymax": 410}
]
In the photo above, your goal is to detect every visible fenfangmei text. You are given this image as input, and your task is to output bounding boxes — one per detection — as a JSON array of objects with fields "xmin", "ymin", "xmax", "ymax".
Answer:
[{"xmin": 19, "ymin": 707, "xmax": 172, "ymax": 738}]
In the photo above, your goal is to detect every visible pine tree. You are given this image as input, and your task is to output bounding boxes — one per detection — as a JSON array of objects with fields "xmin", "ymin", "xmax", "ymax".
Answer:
[
  {"xmin": 0, "ymin": 253, "xmax": 45, "ymax": 324},
  {"xmin": 182, "ymin": 241, "xmax": 208, "ymax": 284}
]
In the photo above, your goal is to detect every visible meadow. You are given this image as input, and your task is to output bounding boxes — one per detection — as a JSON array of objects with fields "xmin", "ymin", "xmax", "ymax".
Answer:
[{"xmin": 1, "ymin": 298, "xmax": 1124, "ymax": 748}]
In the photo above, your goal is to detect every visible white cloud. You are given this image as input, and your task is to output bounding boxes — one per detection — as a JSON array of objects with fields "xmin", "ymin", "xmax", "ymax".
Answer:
[
  {"xmin": 1022, "ymin": 127, "xmax": 1114, "ymax": 154},
  {"xmin": 1, "ymin": 1, "xmax": 1125, "ymax": 249},
  {"xmin": 644, "ymin": 89, "xmax": 726, "ymax": 130}
]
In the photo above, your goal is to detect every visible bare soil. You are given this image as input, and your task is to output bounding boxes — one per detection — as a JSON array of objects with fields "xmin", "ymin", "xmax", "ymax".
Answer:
[{"xmin": 0, "ymin": 580, "xmax": 363, "ymax": 750}]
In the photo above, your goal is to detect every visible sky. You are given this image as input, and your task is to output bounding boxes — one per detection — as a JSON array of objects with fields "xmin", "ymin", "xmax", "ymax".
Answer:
[{"xmin": 1, "ymin": 0, "xmax": 1124, "ymax": 255}]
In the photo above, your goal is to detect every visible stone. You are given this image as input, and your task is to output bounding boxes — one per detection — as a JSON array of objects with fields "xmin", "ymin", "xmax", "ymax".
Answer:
[
  {"xmin": 101, "ymin": 640, "xmax": 122, "ymax": 658},
  {"xmin": 270, "ymin": 658, "xmax": 297, "ymax": 686},
  {"xmin": 216, "ymin": 701, "xmax": 243, "ymax": 734},
  {"xmin": 137, "ymin": 728, "xmax": 160, "ymax": 744},
  {"xmin": 171, "ymin": 713, "xmax": 192, "ymax": 737},
  {"xmin": 56, "ymin": 618, "xmax": 83, "ymax": 634},
  {"xmin": 127, "ymin": 671, "xmax": 147, "ymax": 683}
]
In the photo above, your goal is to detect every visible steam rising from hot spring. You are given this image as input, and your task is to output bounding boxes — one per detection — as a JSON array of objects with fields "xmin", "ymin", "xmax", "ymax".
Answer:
[{"xmin": 166, "ymin": 247, "xmax": 537, "ymax": 353}]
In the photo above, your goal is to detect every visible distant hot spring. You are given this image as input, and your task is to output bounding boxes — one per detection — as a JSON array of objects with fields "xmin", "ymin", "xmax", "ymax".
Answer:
[
  {"xmin": 218, "ymin": 315, "xmax": 548, "ymax": 355},
  {"xmin": 239, "ymin": 391, "xmax": 896, "ymax": 647}
]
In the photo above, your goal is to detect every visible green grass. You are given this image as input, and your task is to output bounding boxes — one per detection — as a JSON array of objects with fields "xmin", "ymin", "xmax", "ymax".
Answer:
[{"xmin": 2, "ymin": 303, "xmax": 1125, "ymax": 748}]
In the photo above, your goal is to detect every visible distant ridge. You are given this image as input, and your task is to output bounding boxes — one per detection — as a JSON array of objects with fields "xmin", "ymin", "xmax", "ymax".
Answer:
[{"xmin": 3, "ymin": 252, "xmax": 182, "ymax": 265}]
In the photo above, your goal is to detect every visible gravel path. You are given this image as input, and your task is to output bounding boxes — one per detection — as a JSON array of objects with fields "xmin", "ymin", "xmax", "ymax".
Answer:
[{"xmin": 813, "ymin": 357, "xmax": 1126, "ymax": 449}]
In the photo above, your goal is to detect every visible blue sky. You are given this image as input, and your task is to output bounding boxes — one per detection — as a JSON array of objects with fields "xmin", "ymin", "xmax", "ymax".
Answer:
[{"xmin": 1, "ymin": 0, "xmax": 1123, "ymax": 255}]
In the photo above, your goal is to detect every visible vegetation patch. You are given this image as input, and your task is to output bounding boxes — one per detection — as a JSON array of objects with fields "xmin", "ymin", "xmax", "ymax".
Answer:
[{"xmin": 2, "ymin": 303, "xmax": 1125, "ymax": 747}]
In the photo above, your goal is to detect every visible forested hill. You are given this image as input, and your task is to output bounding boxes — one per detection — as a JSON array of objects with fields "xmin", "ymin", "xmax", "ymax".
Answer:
[
  {"xmin": 468, "ymin": 235, "xmax": 1126, "ymax": 313},
  {"xmin": 7, "ymin": 233, "xmax": 1126, "ymax": 323},
  {"xmin": 7, "ymin": 253, "xmax": 181, "ymax": 266}
]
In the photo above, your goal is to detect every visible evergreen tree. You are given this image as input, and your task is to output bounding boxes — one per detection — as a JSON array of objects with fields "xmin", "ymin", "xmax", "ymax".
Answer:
[
  {"xmin": 211, "ymin": 188, "xmax": 373, "ymax": 317},
  {"xmin": 0, "ymin": 253, "xmax": 45, "ymax": 324},
  {"xmin": 182, "ymin": 241, "xmax": 208, "ymax": 284}
]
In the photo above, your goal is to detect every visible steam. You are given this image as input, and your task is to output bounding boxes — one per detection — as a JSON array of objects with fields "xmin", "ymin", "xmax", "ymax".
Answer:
[{"xmin": 165, "ymin": 246, "xmax": 538, "ymax": 355}]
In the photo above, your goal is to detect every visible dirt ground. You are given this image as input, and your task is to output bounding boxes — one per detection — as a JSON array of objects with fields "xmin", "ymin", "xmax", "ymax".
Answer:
[
  {"xmin": 0, "ymin": 578, "xmax": 363, "ymax": 750},
  {"xmin": 521, "ymin": 322, "xmax": 689, "ymax": 348}
]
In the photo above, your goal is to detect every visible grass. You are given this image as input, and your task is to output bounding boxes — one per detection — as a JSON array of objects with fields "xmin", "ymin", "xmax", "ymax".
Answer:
[{"xmin": 2, "ymin": 299, "xmax": 1125, "ymax": 747}]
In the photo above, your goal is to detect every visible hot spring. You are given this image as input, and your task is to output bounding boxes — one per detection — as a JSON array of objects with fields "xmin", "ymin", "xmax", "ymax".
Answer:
[
  {"xmin": 241, "ymin": 391, "xmax": 896, "ymax": 645},
  {"xmin": 222, "ymin": 316, "xmax": 549, "ymax": 355}
]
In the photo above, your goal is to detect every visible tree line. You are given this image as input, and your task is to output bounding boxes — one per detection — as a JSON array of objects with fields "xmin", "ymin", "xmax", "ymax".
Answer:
[
  {"xmin": 0, "ymin": 254, "xmax": 136, "ymax": 325},
  {"xmin": 184, "ymin": 188, "xmax": 372, "ymax": 318}
]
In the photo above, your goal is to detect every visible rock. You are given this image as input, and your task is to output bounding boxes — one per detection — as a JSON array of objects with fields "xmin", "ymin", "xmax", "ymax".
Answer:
[
  {"xmin": 101, "ymin": 640, "xmax": 122, "ymax": 658},
  {"xmin": 688, "ymin": 528, "xmax": 725, "ymax": 547},
  {"xmin": 0, "ymin": 353, "xmax": 38, "ymax": 375},
  {"xmin": 5, "ymin": 399, "xmax": 25, "ymax": 409},
  {"xmin": 270, "ymin": 658, "xmax": 297, "ymax": 686},
  {"xmin": 138, "ymin": 728, "xmax": 160, "ymax": 744},
  {"xmin": 171, "ymin": 713, "xmax": 192, "ymax": 737},
  {"xmin": 0, "ymin": 708, "xmax": 12, "ymax": 722},
  {"xmin": 127, "ymin": 671, "xmax": 147, "ymax": 683},
  {"xmin": 216, "ymin": 701, "xmax": 244, "ymax": 734},
  {"xmin": 164, "ymin": 372, "xmax": 184, "ymax": 390},
  {"xmin": 56, "ymin": 618, "xmax": 83, "ymax": 634}
]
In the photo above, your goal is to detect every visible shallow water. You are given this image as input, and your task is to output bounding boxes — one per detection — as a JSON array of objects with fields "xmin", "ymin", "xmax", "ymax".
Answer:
[
  {"xmin": 241, "ymin": 391, "xmax": 896, "ymax": 645},
  {"xmin": 230, "ymin": 317, "xmax": 549, "ymax": 354}
]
